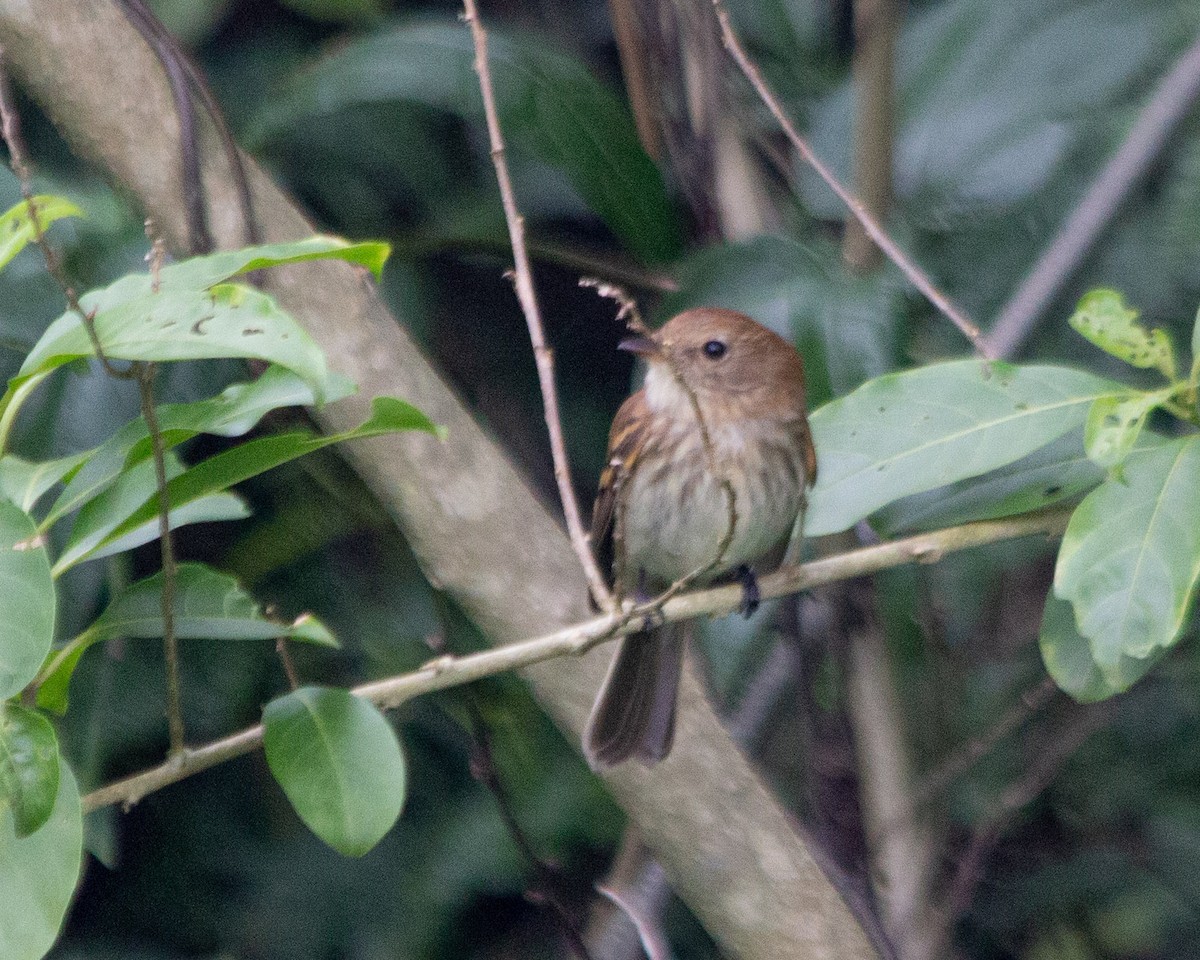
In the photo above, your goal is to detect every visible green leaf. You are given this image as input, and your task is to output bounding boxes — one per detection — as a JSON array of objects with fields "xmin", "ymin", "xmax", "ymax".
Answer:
[
  {"xmin": 17, "ymin": 284, "xmax": 332, "ymax": 403},
  {"xmin": 1039, "ymin": 592, "xmax": 1158, "ymax": 702},
  {"xmin": 0, "ymin": 452, "xmax": 90, "ymax": 514},
  {"xmin": 52, "ymin": 452, "xmax": 248, "ymax": 576},
  {"xmin": 263, "ymin": 686, "xmax": 406, "ymax": 857},
  {"xmin": 0, "ymin": 196, "xmax": 83, "ymax": 273},
  {"xmin": 97, "ymin": 397, "xmax": 441, "ymax": 555},
  {"xmin": 1083, "ymin": 388, "xmax": 1173, "ymax": 470},
  {"xmin": 259, "ymin": 23, "xmax": 680, "ymax": 263},
  {"xmin": 43, "ymin": 365, "xmax": 354, "ymax": 530},
  {"xmin": 806, "ymin": 361, "xmax": 1122, "ymax": 536},
  {"xmin": 0, "ymin": 498, "xmax": 54, "ymax": 699},
  {"xmin": 872, "ymin": 429, "xmax": 1107, "ymax": 536},
  {"xmin": 5, "ymin": 237, "xmax": 386, "ymax": 422},
  {"xmin": 0, "ymin": 705, "xmax": 60, "ymax": 837},
  {"xmin": 1069, "ymin": 289, "xmax": 1177, "ymax": 380},
  {"xmin": 1190, "ymin": 302, "xmax": 1200, "ymax": 388},
  {"xmin": 37, "ymin": 563, "xmax": 338, "ymax": 714},
  {"xmin": 0, "ymin": 757, "xmax": 82, "ymax": 960},
  {"xmin": 1055, "ymin": 436, "xmax": 1200, "ymax": 666}
]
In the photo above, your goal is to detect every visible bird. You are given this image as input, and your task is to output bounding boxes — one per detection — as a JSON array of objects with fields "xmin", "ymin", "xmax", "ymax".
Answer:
[{"xmin": 583, "ymin": 307, "xmax": 817, "ymax": 769}]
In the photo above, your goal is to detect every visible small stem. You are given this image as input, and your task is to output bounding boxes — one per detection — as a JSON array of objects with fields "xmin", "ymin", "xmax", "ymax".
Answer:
[
  {"xmin": 461, "ymin": 0, "xmax": 615, "ymax": 612},
  {"xmin": 137, "ymin": 362, "xmax": 185, "ymax": 755},
  {"xmin": 276, "ymin": 638, "xmax": 301, "ymax": 691},
  {"xmin": 710, "ymin": 0, "xmax": 992, "ymax": 359}
]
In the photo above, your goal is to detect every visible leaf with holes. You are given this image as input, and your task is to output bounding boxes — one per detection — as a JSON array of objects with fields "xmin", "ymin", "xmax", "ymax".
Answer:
[
  {"xmin": 806, "ymin": 361, "xmax": 1122, "ymax": 535},
  {"xmin": 1069, "ymin": 289, "xmax": 1177, "ymax": 380},
  {"xmin": 1055, "ymin": 435, "xmax": 1200, "ymax": 667},
  {"xmin": 1083, "ymin": 388, "xmax": 1173, "ymax": 471},
  {"xmin": 263, "ymin": 687, "xmax": 406, "ymax": 856}
]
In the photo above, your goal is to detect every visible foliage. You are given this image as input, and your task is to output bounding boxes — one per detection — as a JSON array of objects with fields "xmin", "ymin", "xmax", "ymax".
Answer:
[{"xmin": 8, "ymin": 0, "xmax": 1200, "ymax": 957}]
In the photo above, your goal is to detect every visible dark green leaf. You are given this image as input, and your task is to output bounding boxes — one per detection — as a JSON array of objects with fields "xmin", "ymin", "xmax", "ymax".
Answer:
[
  {"xmin": 1055, "ymin": 436, "xmax": 1200, "ymax": 666},
  {"xmin": 0, "ymin": 705, "xmax": 60, "ymax": 837},
  {"xmin": 0, "ymin": 498, "xmax": 54, "ymax": 699},
  {"xmin": 263, "ymin": 687, "xmax": 406, "ymax": 856},
  {"xmin": 0, "ymin": 757, "xmax": 82, "ymax": 960},
  {"xmin": 0, "ymin": 196, "xmax": 83, "ymax": 273},
  {"xmin": 259, "ymin": 23, "xmax": 680, "ymax": 263},
  {"xmin": 807, "ymin": 361, "xmax": 1122, "ymax": 535},
  {"xmin": 37, "ymin": 563, "xmax": 337, "ymax": 715},
  {"xmin": 1069, "ymin": 289, "xmax": 1176, "ymax": 379}
]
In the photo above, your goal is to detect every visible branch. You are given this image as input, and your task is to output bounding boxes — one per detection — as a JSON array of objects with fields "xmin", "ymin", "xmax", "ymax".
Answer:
[
  {"xmin": 710, "ymin": 0, "xmax": 993, "ymax": 360},
  {"xmin": 985, "ymin": 32, "xmax": 1200, "ymax": 359},
  {"xmin": 461, "ymin": 0, "xmax": 613, "ymax": 612},
  {"xmin": 83, "ymin": 508, "xmax": 1071, "ymax": 814}
]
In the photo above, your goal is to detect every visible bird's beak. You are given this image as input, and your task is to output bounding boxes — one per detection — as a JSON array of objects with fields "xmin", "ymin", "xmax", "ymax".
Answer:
[{"xmin": 618, "ymin": 334, "xmax": 661, "ymax": 358}]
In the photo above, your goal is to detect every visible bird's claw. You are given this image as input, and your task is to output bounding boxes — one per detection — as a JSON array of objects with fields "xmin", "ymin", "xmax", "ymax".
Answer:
[{"xmin": 736, "ymin": 565, "xmax": 760, "ymax": 618}]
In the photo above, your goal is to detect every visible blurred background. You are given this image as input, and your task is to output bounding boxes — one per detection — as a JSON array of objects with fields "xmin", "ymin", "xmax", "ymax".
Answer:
[{"xmin": 4, "ymin": 0, "xmax": 1200, "ymax": 956}]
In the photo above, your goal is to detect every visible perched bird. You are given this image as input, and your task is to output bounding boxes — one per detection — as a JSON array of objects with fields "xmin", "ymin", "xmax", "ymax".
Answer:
[{"xmin": 583, "ymin": 307, "xmax": 817, "ymax": 769}]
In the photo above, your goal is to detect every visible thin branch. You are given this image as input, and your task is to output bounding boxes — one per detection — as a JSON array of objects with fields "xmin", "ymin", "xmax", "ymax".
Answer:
[
  {"xmin": 0, "ymin": 54, "xmax": 135, "ymax": 381},
  {"xmin": 461, "ymin": 0, "xmax": 614, "ymax": 611},
  {"xmin": 464, "ymin": 700, "xmax": 595, "ymax": 960},
  {"xmin": 985, "ymin": 32, "xmax": 1200, "ymax": 359},
  {"xmin": 82, "ymin": 507, "xmax": 1071, "ymax": 815},
  {"xmin": 710, "ymin": 0, "xmax": 993, "ymax": 359}
]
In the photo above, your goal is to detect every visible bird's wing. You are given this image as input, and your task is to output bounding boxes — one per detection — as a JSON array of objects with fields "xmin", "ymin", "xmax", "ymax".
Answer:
[{"xmin": 591, "ymin": 389, "xmax": 651, "ymax": 572}]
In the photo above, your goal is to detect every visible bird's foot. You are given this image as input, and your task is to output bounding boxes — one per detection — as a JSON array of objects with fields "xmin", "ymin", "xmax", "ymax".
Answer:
[{"xmin": 736, "ymin": 565, "xmax": 760, "ymax": 618}]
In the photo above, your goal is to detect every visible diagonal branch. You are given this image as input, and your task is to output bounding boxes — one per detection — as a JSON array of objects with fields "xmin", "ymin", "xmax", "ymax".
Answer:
[
  {"xmin": 83, "ymin": 507, "xmax": 1071, "ymax": 815},
  {"xmin": 710, "ymin": 0, "xmax": 993, "ymax": 360}
]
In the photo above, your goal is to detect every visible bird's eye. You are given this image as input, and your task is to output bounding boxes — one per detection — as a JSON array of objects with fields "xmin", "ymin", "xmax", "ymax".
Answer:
[{"xmin": 703, "ymin": 339, "xmax": 727, "ymax": 359}]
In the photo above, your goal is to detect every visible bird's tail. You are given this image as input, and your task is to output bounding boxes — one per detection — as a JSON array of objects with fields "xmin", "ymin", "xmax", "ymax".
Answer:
[{"xmin": 583, "ymin": 623, "xmax": 686, "ymax": 770}]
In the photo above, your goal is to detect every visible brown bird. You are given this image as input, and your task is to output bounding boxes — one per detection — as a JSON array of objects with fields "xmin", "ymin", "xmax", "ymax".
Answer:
[{"xmin": 583, "ymin": 307, "xmax": 817, "ymax": 769}]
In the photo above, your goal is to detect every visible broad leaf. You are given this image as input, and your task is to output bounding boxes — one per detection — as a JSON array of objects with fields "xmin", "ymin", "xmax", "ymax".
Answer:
[
  {"xmin": 0, "ymin": 758, "xmax": 82, "ymax": 960},
  {"xmin": 872, "ymin": 429, "xmax": 1106, "ymax": 536},
  {"xmin": 258, "ymin": 23, "xmax": 680, "ymax": 263},
  {"xmin": 0, "ymin": 196, "xmax": 83, "ymax": 272},
  {"xmin": 98, "ymin": 397, "xmax": 441, "ymax": 553},
  {"xmin": 43, "ymin": 365, "xmax": 355, "ymax": 530},
  {"xmin": 263, "ymin": 687, "xmax": 406, "ymax": 856},
  {"xmin": 5, "ymin": 237, "xmax": 387, "ymax": 421},
  {"xmin": 1055, "ymin": 436, "xmax": 1200, "ymax": 666},
  {"xmin": 1039, "ymin": 593, "xmax": 1159, "ymax": 702},
  {"xmin": 0, "ymin": 705, "xmax": 60, "ymax": 837},
  {"xmin": 806, "ymin": 361, "xmax": 1122, "ymax": 535},
  {"xmin": 1069, "ymin": 289, "xmax": 1176, "ymax": 380},
  {"xmin": 0, "ymin": 498, "xmax": 54, "ymax": 699},
  {"xmin": 37, "ymin": 564, "xmax": 337, "ymax": 714}
]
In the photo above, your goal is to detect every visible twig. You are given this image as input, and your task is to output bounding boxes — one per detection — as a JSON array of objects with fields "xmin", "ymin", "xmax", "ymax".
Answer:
[
  {"xmin": 710, "ymin": 0, "xmax": 993, "ymax": 359},
  {"xmin": 464, "ymin": 700, "xmax": 595, "ymax": 960},
  {"xmin": 82, "ymin": 507, "xmax": 1072, "ymax": 814},
  {"xmin": 937, "ymin": 703, "xmax": 1111, "ymax": 935},
  {"xmin": 461, "ymin": 0, "xmax": 614, "ymax": 611},
  {"xmin": 275, "ymin": 639, "xmax": 301, "ymax": 690},
  {"xmin": 985, "ymin": 33, "xmax": 1200, "ymax": 359},
  {"xmin": 0, "ymin": 55, "xmax": 135, "ymax": 381}
]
